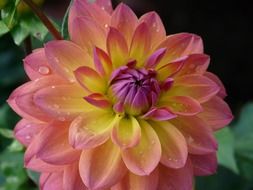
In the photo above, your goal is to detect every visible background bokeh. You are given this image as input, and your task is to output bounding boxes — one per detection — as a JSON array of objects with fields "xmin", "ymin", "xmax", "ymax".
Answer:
[{"xmin": 0, "ymin": 0, "xmax": 252, "ymax": 189}]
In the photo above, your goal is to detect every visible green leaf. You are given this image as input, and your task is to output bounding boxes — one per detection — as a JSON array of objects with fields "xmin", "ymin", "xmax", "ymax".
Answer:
[
  {"xmin": 0, "ymin": 151, "xmax": 27, "ymax": 190},
  {"xmin": 26, "ymin": 170, "xmax": 40, "ymax": 185},
  {"xmin": 0, "ymin": 128, "xmax": 13, "ymax": 139},
  {"xmin": 10, "ymin": 22, "xmax": 29, "ymax": 45},
  {"xmin": 21, "ymin": 14, "xmax": 48, "ymax": 42},
  {"xmin": 233, "ymin": 102, "xmax": 253, "ymax": 179},
  {"xmin": 61, "ymin": 0, "xmax": 72, "ymax": 39},
  {"xmin": 215, "ymin": 127, "xmax": 239, "ymax": 174},
  {"xmin": 1, "ymin": 0, "xmax": 20, "ymax": 29},
  {"xmin": 0, "ymin": 21, "xmax": 9, "ymax": 37},
  {"xmin": 7, "ymin": 140, "xmax": 23, "ymax": 152}
]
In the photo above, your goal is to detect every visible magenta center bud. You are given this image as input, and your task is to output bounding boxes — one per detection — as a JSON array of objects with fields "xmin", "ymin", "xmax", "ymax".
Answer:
[{"xmin": 109, "ymin": 65, "xmax": 160, "ymax": 115}]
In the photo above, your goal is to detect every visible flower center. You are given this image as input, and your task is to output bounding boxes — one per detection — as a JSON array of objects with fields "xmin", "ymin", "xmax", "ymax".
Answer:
[{"xmin": 109, "ymin": 65, "xmax": 160, "ymax": 115}]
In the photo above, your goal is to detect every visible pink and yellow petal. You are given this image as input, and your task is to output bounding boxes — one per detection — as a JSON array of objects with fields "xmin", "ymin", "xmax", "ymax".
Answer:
[
  {"xmin": 121, "ymin": 120, "xmax": 161, "ymax": 176},
  {"xmin": 157, "ymin": 33, "xmax": 204, "ymax": 67},
  {"xmin": 110, "ymin": 3, "xmax": 138, "ymax": 45},
  {"xmin": 69, "ymin": 110, "xmax": 118, "ymax": 149},
  {"xmin": 44, "ymin": 40, "xmax": 93, "ymax": 81},
  {"xmin": 79, "ymin": 140, "xmax": 127, "ymax": 190},
  {"xmin": 34, "ymin": 84, "xmax": 91, "ymax": 121},
  {"xmin": 204, "ymin": 72, "xmax": 227, "ymax": 98},
  {"xmin": 71, "ymin": 17, "xmax": 106, "ymax": 53},
  {"xmin": 168, "ymin": 75, "xmax": 220, "ymax": 103},
  {"xmin": 159, "ymin": 96, "xmax": 203, "ymax": 116},
  {"xmin": 175, "ymin": 54, "xmax": 210, "ymax": 77},
  {"xmin": 111, "ymin": 115, "xmax": 141, "ymax": 149},
  {"xmin": 172, "ymin": 117, "xmax": 218, "ymax": 155},
  {"xmin": 63, "ymin": 162, "xmax": 88, "ymax": 190},
  {"xmin": 68, "ymin": 0, "xmax": 110, "ymax": 35},
  {"xmin": 74, "ymin": 66, "xmax": 107, "ymax": 93},
  {"xmin": 139, "ymin": 12, "xmax": 166, "ymax": 48},
  {"xmin": 112, "ymin": 169, "xmax": 159, "ymax": 190},
  {"xmin": 23, "ymin": 48, "xmax": 54, "ymax": 80},
  {"xmin": 40, "ymin": 172, "xmax": 63, "ymax": 190},
  {"xmin": 84, "ymin": 93, "xmax": 112, "ymax": 109},
  {"xmin": 130, "ymin": 22, "xmax": 152, "ymax": 67},
  {"xmin": 93, "ymin": 47, "xmax": 113, "ymax": 78},
  {"xmin": 151, "ymin": 121, "xmax": 188, "ymax": 169},
  {"xmin": 14, "ymin": 119, "xmax": 45, "ymax": 146},
  {"xmin": 35, "ymin": 123, "xmax": 81, "ymax": 165},
  {"xmin": 107, "ymin": 27, "xmax": 129, "ymax": 68},
  {"xmin": 198, "ymin": 96, "xmax": 233, "ymax": 131}
]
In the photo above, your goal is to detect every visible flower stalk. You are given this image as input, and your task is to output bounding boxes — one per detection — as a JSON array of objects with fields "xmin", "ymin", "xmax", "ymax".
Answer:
[{"xmin": 22, "ymin": 0, "xmax": 63, "ymax": 40}]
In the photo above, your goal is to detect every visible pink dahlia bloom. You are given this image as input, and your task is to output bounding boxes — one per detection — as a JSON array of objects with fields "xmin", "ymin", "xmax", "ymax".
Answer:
[{"xmin": 8, "ymin": 0, "xmax": 233, "ymax": 189}]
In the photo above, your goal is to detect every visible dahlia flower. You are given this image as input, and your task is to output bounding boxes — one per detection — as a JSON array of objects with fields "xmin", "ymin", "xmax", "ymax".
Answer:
[{"xmin": 8, "ymin": 0, "xmax": 233, "ymax": 189}]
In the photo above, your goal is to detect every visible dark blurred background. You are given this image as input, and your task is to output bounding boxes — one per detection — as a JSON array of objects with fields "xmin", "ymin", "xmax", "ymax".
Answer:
[{"xmin": 0, "ymin": 0, "xmax": 252, "ymax": 189}]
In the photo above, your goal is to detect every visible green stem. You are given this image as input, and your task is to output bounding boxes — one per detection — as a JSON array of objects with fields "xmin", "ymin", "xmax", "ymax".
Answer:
[
  {"xmin": 22, "ymin": 0, "xmax": 63, "ymax": 40},
  {"xmin": 24, "ymin": 35, "xmax": 32, "ymax": 55}
]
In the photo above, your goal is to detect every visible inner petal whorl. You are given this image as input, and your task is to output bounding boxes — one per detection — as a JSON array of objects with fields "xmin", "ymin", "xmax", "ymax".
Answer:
[{"xmin": 109, "ymin": 66, "xmax": 160, "ymax": 115}]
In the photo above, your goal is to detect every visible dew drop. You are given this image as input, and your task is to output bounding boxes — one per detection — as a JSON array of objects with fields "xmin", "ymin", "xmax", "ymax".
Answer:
[
  {"xmin": 152, "ymin": 23, "xmax": 157, "ymax": 28},
  {"xmin": 101, "ymin": 6, "xmax": 105, "ymax": 10},
  {"xmin": 25, "ymin": 135, "xmax": 31, "ymax": 140},
  {"xmin": 104, "ymin": 24, "xmax": 109, "ymax": 28},
  {"xmin": 54, "ymin": 57, "xmax": 60, "ymax": 63},
  {"xmin": 156, "ymin": 28, "xmax": 160, "ymax": 32},
  {"xmin": 38, "ymin": 66, "xmax": 50, "ymax": 75},
  {"xmin": 51, "ymin": 86, "xmax": 56, "ymax": 89}
]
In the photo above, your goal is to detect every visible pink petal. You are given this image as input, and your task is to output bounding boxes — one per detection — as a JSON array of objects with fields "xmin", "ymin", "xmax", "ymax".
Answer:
[
  {"xmin": 112, "ymin": 169, "xmax": 159, "ymax": 190},
  {"xmin": 157, "ymin": 56, "xmax": 187, "ymax": 81},
  {"xmin": 130, "ymin": 22, "xmax": 152, "ymax": 67},
  {"xmin": 157, "ymin": 33, "xmax": 204, "ymax": 67},
  {"xmin": 69, "ymin": 0, "xmax": 110, "ymax": 35},
  {"xmin": 107, "ymin": 27, "xmax": 129, "ymax": 68},
  {"xmin": 44, "ymin": 40, "xmax": 93, "ymax": 81},
  {"xmin": 159, "ymin": 96, "xmax": 203, "ymax": 116},
  {"xmin": 142, "ymin": 107, "xmax": 177, "ymax": 121},
  {"xmin": 172, "ymin": 117, "xmax": 218, "ymax": 155},
  {"xmin": 84, "ymin": 93, "xmax": 111, "ymax": 109},
  {"xmin": 204, "ymin": 72, "xmax": 227, "ymax": 98},
  {"xmin": 34, "ymin": 122, "xmax": 80, "ymax": 165},
  {"xmin": 63, "ymin": 162, "xmax": 88, "ymax": 190},
  {"xmin": 40, "ymin": 172, "xmax": 63, "ymax": 190},
  {"xmin": 151, "ymin": 121, "xmax": 188, "ymax": 169},
  {"xmin": 93, "ymin": 47, "xmax": 113, "ymax": 77},
  {"xmin": 95, "ymin": 0, "xmax": 113, "ymax": 14},
  {"xmin": 175, "ymin": 54, "xmax": 210, "ymax": 77},
  {"xmin": 110, "ymin": 3, "xmax": 138, "ymax": 45},
  {"xmin": 111, "ymin": 116, "xmax": 141, "ymax": 149},
  {"xmin": 170, "ymin": 75, "xmax": 220, "ymax": 103},
  {"xmin": 121, "ymin": 120, "xmax": 161, "ymax": 176},
  {"xmin": 14, "ymin": 119, "xmax": 45, "ymax": 146},
  {"xmin": 158, "ymin": 161, "xmax": 193, "ymax": 190},
  {"xmin": 190, "ymin": 153, "xmax": 217, "ymax": 176},
  {"xmin": 198, "ymin": 96, "xmax": 233, "ymax": 131},
  {"xmin": 79, "ymin": 140, "xmax": 127, "ymax": 189},
  {"xmin": 71, "ymin": 17, "xmax": 106, "ymax": 53},
  {"xmin": 23, "ymin": 48, "xmax": 54, "ymax": 80},
  {"xmin": 69, "ymin": 111, "xmax": 117, "ymax": 149},
  {"xmin": 145, "ymin": 48, "xmax": 167, "ymax": 69},
  {"xmin": 34, "ymin": 84, "xmax": 91, "ymax": 121},
  {"xmin": 139, "ymin": 11, "xmax": 166, "ymax": 48},
  {"xmin": 7, "ymin": 76, "xmax": 64, "ymax": 122}
]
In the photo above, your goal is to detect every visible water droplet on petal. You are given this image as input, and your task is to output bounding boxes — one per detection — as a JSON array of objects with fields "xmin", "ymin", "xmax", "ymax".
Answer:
[
  {"xmin": 25, "ymin": 135, "xmax": 31, "ymax": 140},
  {"xmin": 54, "ymin": 57, "xmax": 60, "ymax": 63},
  {"xmin": 38, "ymin": 66, "xmax": 50, "ymax": 75},
  {"xmin": 101, "ymin": 6, "xmax": 105, "ymax": 10},
  {"xmin": 104, "ymin": 24, "xmax": 109, "ymax": 28},
  {"xmin": 53, "ymin": 104, "xmax": 60, "ymax": 109},
  {"xmin": 51, "ymin": 86, "xmax": 56, "ymax": 89}
]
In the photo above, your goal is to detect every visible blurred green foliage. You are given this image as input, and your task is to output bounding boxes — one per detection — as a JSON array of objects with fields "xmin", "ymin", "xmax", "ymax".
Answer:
[{"xmin": 1, "ymin": 0, "xmax": 253, "ymax": 189}]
